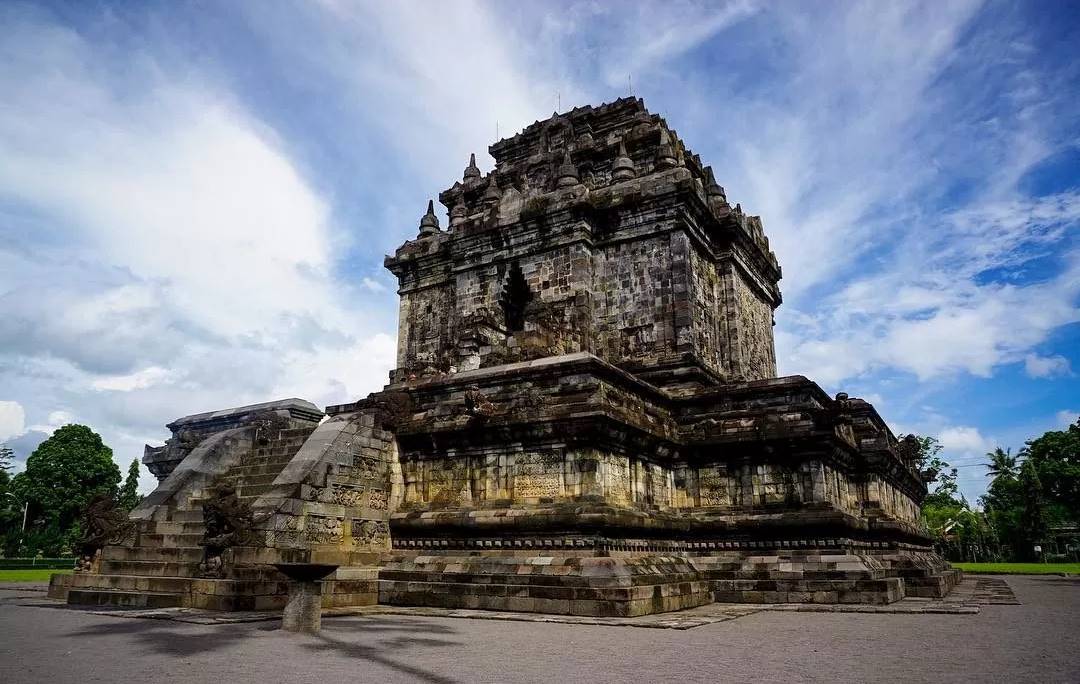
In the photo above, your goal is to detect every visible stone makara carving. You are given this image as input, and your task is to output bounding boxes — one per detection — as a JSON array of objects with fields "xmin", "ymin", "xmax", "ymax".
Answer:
[
  {"xmin": 199, "ymin": 483, "xmax": 254, "ymax": 578},
  {"xmin": 75, "ymin": 493, "xmax": 135, "ymax": 573}
]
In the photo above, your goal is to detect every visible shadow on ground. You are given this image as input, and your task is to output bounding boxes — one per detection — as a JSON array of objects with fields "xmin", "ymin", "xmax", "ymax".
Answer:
[
  {"xmin": 66, "ymin": 615, "xmax": 463, "ymax": 683},
  {"xmin": 307, "ymin": 617, "xmax": 463, "ymax": 684}
]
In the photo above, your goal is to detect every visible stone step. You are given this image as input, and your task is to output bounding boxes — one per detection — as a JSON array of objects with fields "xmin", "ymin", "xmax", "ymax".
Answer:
[
  {"xmin": 231, "ymin": 456, "xmax": 295, "ymax": 469},
  {"xmin": 131, "ymin": 534, "xmax": 167, "ymax": 548},
  {"xmin": 236, "ymin": 483, "xmax": 276, "ymax": 497},
  {"xmin": 67, "ymin": 588, "xmax": 185, "ymax": 609},
  {"xmin": 160, "ymin": 532, "xmax": 206, "ymax": 546},
  {"xmin": 167, "ymin": 509, "xmax": 206, "ymax": 523},
  {"xmin": 220, "ymin": 462, "xmax": 292, "ymax": 477},
  {"xmin": 102, "ymin": 559, "xmax": 200, "ymax": 577},
  {"xmin": 141, "ymin": 520, "xmax": 207, "ymax": 536},
  {"xmin": 216, "ymin": 474, "xmax": 280, "ymax": 487},
  {"xmin": 219, "ymin": 472, "xmax": 281, "ymax": 487},
  {"xmin": 139, "ymin": 521, "xmax": 185, "ymax": 535},
  {"xmin": 102, "ymin": 545, "xmax": 204, "ymax": 563},
  {"xmin": 133, "ymin": 531, "xmax": 206, "ymax": 546},
  {"xmin": 70, "ymin": 573, "xmax": 194, "ymax": 594},
  {"xmin": 252, "ymin": 447, "xmax": 300, "ymax": 459}
]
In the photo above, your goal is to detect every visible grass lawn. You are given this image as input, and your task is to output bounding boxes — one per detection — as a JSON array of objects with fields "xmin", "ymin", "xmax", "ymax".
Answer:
[
  {"xmin": 0, "ymin": 568, "xmax": 72, "ymax": 582},
  {"xmin": 954, "ymin": 562, "xmax": 1080, "ymax": 575}
]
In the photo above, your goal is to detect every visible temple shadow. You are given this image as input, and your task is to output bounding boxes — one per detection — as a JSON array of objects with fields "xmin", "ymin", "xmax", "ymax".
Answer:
[
  {"xmin": 65, "ymin": 614, "xmax": 464, "ymax": 682},
  {"xmin": 304, "ymin": 618, "xmax": 464, "ymax": 684},
  {"xmin": 66, "ymin": 618, "xmax": 261, "ymax": 657}
]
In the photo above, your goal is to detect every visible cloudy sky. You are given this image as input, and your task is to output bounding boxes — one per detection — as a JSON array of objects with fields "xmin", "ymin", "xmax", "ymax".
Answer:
[{"xmin": 0, "ymin": 0, "xmax": 1077, "ymax": 502}]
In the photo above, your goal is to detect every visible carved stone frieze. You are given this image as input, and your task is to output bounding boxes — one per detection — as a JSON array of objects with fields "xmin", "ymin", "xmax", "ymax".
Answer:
[
  {"xmin": 304, "ymin": 516, "xmax": 344, "ymax": 544},
  {"xmin": 352, "ymin": 519, "xmax": 390, "ymax": 548}
]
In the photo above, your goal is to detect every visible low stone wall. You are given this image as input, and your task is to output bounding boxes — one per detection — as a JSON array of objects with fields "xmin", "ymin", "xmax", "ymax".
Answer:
[
  {"xmin": 47, "ymin": 573, "xmax": 72, "ymax": 601},
  {"xmin": 378, "ymin": 553, "xmax": 713, "ymax": 617},
  {"xmin": 375, "ymin": 545, "xmax": 959, "ymax": 614}
]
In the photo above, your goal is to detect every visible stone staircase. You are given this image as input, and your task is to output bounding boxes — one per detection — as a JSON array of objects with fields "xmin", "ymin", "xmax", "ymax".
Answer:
[{"xmin": 67, "ymin": 426, "xmax": 316, "ymax": 610}]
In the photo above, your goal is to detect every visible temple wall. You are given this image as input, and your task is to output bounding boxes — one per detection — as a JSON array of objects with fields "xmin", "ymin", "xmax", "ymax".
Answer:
[
  {"xmin": 398, "ymin": 243, "xmax": 595, "ymax": 374},
  {"xmin": 817, "ymin": 462, "xmax": 861, "ymax": 515},
  {"xmin": 687, "ymin": 244, "xmax": 726, "ymax": 378},
  {"xmin": 864, "ymin": 476, "xmax": 920, "ymax": 523},
  {"xmin": 495, "ymin": 243, "xmax": 594, "ymax": 361},
  {"xmin": 721, "ymin": 265, "xmax": 777, "ymax": 380},
  {"xmin": 670, "ymin": 459, "xmax": 870, "ymax": 515},
  {"xmin": 399, "ymin": 446, "xmax": 681, "ymax": 510},
  {"xmin": 394, "ymin": 223, "xmax": 778, "ymax": 385},
  {"xmin": 396, "ymin": 285, "xmax": 456, "ymax": 372},
  {"xmin": 593, "ymin": 233, "xmax": 679, "ymax": 367},
  {"xmin": 398, "ymin": 441, "xmax": 884, "ymax": 521}
]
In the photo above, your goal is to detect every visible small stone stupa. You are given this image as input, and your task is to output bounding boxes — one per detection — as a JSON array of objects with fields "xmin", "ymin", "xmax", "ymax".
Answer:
[{"xmin": 54, "ymin": 99, "xmax": 958, "ymax": 616}]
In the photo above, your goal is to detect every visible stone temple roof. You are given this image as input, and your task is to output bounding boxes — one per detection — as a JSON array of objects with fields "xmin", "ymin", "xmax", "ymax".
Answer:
[{"xmin": 413, "ymin": 97, "xmax": 777, "ymax": 275}]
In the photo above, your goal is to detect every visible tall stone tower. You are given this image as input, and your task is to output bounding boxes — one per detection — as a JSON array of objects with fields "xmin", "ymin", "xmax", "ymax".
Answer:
[
  {"xmin": 66, "ymin": 99, "xmax": 956, "ymax": 616},
  {"xmin": 387, "ymin": 98, "xmax": 780, "ymax": 390},
  {"xmin": 371, "ymin": 99, "xmax": 957, "ymax": 613}
]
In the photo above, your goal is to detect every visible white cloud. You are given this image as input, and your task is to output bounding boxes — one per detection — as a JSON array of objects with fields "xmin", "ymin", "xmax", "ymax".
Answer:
[
  {"xmin": 589, "ymin": 0, "xmax": 760, "ymax": 88},
  {"xmin": 0, "ymin": 7, "xmax": 397, "ymax": 488},
  {"xmin": 0, "ymin": 85, "xmax": 338, "ymax": 341},
  {"xmin": 92, "ymin": 367, "xmax": 177, "ymax": 392},
  {"xmin": 938, "ymin": 425, "xmax": 994, "ymax": 454},
  {"xmin": 47, "ymin": 411, "xmax": 74, "ymax": 426},
  {"xmin": 1, "ymin": 0, "xmax": 1077, "ymax": 507},
  {"xmin": 360, "ymin": 277, "xmax": 387, "ymax": 293},
  {"xmin": 1056, "ymin": 410, "xmax": 1079, "ymax": 428},
  {"xmin": 24, "ymin": 410, "xmax": 77, "ymax": 436},
  {"xmin": 778, "ymin": 194, "xmax": 1080, "ymax": 385},
  {"xmin": 293, "ymin": 0, "xmax": 576, "ymax": 179},
  {"xmin": 0, "ymin": 400, "xmax": 26, "ymax": 442},
  {"xmin": 1024, "ymin": 354, "xmax": 1072, "ymax": 379}
]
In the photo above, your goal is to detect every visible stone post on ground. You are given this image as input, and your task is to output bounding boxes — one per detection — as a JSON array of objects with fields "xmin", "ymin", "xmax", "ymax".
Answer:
[{"xmin": 273, "ymin": 564, "xmax": 338, "ymax": 634}]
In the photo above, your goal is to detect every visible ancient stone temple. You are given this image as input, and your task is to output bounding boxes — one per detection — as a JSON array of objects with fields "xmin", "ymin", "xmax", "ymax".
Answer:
[{"xmin": 53, "ymin": 98, "xmax": 958, "ymax": 615}]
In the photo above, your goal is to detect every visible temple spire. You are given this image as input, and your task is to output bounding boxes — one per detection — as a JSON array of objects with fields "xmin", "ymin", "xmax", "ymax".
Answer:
[
  {"xmin": 482, "ymin": 173, "xmax": 501, "ymax": 206},
  {"xmin": 463, "ymin": 153, "xmax": 481, "ymax": 182},
  {"xmin": 656, "ymin": 129, "xmax": 677, "ymax": 170},
  {"xmin": 556, "ymin": 150, "xmax": 579, "ymax": 188},
  {"xmin": 704, "ymin": 166, "xmax": 727, "ymax": 201},
  {"xmin": 612, "ymin": 140, "xmax": 636, "ymax": 181},
  {"xmin": 417, "ymin": 199, "xmax": 440, "ymax": 237},
  {"xmin": 450, "ymin": 200, "xmax": 467, "ymax": 228}
]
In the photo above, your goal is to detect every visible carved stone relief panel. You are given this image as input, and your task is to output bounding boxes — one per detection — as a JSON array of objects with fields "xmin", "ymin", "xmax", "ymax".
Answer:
[
  {"xmin": 351, "ymin": 519, "xmax": 390, "ymax": 549},
  {"xmin": 368, "ymin": 489, "xmax": 388, "ymax": 511},
  {"xmin": 304, "ymin": 516, "xmax": 344, "ymax": 544},
  {"xmin": 513, "ymin": 450, "xmax": 564, "ymax": 499},
  {"xmin": 698, "ymin": 468, "xmax": 733, "ymax": 507},
  {"xmin": 514, "ymin": 473, "xmax": 563, "ymax": 498}
]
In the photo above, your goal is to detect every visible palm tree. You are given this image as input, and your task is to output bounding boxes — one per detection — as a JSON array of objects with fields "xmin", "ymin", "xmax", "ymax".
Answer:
[{"xmin": 984, "ymin": 447, "xmax": 1017, "ymax": 479}]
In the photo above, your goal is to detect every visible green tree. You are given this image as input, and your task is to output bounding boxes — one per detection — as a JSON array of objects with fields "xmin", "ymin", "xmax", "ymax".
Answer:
[
  {"xmin": 0, "ymin": 444, "xmax": 17, "ymax": 556},
  {"xmin": 0, "ymin": 443, "xmax": 12, "ymax": 497},
  {"xmin": 1021, "ymin": 418, "xmax": 1080, "ymax": 520},
  {"xmin": 979, "ymin": 421, "xmax": 1079, "ymax": 561},
  {"xmin": 900, "ymin": 434, "xmax": 960, "ymax": 507},
  {"xmin": 1017, "ymin": 459, "xmax": 1047, "ymax": 560},
  {"xmin": 10, "ymin": 425, "xmax": 121, "ymax": 555},
  {"xmin": 984, "ymin": 446, "xmax": 1017, "ymax": 479},
  {"xmin": 118, "ymin": 459, "xmax": 142, "ymax": 511}
]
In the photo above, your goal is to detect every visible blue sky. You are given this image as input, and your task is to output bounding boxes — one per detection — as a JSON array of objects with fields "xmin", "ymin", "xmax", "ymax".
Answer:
[{"xmin": 0, "ymin": 0, "xmax": 1077, "ymax": 502}]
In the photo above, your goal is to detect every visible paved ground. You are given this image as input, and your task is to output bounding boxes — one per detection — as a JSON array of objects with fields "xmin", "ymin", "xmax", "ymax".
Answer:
[{"xmin": 1, "ymin": 575, "xmax": 1077, "ymax": 683}]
